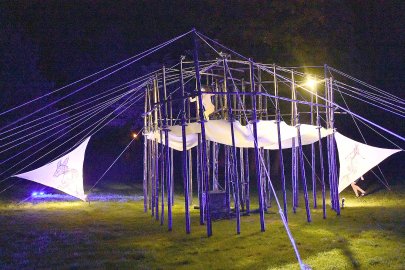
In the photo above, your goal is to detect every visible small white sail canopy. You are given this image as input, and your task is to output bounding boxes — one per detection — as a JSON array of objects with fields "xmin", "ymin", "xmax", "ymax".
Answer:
[
  {"xmin": 14, "ymin": 137, "xmax": 91, "ymax": 201},
  {"xmin": 335, "ymin": 132, "xmax": 401, "ymax": 193},
  {"xmin": 145, "ymin": 119, "xmax": 333, "ymax": 151}
]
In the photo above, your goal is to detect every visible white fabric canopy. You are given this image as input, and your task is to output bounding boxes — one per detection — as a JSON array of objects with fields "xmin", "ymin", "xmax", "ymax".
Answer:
[
  {"xmin": 335, "ymin": 132, "xmax": 401, "ymax": 193},
  {"xmin": 15, "ymin": 137, "xmax": 91, "ymax": 201},
  {"xmin": 145, "ymin": 120, "xmax": 332, "ymax": 151}
]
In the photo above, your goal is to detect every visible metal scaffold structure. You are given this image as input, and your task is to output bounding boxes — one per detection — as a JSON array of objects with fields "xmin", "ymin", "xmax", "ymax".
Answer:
[{"xmin": 1, "ymin": 29, "xmax": 403, "ymax": 270}]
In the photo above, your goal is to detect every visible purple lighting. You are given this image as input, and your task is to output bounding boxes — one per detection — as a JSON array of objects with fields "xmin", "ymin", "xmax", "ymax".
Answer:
[{"xmin": 31, "ymin": 191, "xmax": 46, "ymax": 197}]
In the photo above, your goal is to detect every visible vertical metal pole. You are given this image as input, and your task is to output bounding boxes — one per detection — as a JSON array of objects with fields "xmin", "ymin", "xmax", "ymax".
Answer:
[
  {"xmin": 241, "ymin": 79, "xmax": 250, "ymax": 214},
  {"xmin": 257, "ymin": 68, "xmax": 268, "ymax": 211},
  {"xmin": 187, "ymin": 85, "xmax": 193, "ymax": 205},
  {"xmin": 263, "ymin": 73, "xmax": 271, "ymax": 209},
  {"xmin": 224, "ymin": 58, "xmax": 241, "ymax": 234},
  {"xmin": 291, "ymin": 71, "xmax": 298, "ymax": 213},
  {"xmin": 153, "ymin": 78, "xmax": 159, "ymax": 221},
  {"xmin": 192, "ymin": 30, "xmax": 212, "ymax": 236},
  {"xmin": 197, "ymin": 133, "xmax": 204, "ymax": 225},
  {"xmin": 148, "ymin": 139, "xmax": 152, "ymax": 210},
  {"xmin": 170, "ymin": 97, "xmax": 174, "ymax": 208},
  {"xmin": 180, "ymin": 56, "xmax": 191, "ymax": 233},
  {"xmin": 276, "ymin": 110, "xmax": 288, "ymax": 221},
  {"xmin": 158, "ymin": 78, "xmax": 164, "ymax": 225},
  {"xmin": 239, "ymin": 147, "xmax": 245, "ymax": 211},
  {"xmin": 311, "ymin": 87, "xmax": 317, "ymax": 209},
  {"xmin": 296, "ymin": 115, "xmax": 312, "ymax": 222},
  {"xmin": 249, "ymin": 59, "xmax": 265, "ymax": 232},
  {"xmin": 151, "ymin": 139, "xmax": 155, "ymax": 217},
  {"xmin": 147, "ymin": 87, "xmax": 153, "ymax": 211},
  {"xmin": 143, "ymin": 87, "xmax": 149, "ymax": 213},
  {"xmin": 274, "ymin": 66, "xmax": 288, "ymax": 220},
  {"xmin": 188, "ymin": 148, "xmax": 193, "ymax": 204},
  {"xmin": 314, "ymin": 78, "xmax": 326, "ymax": 218},
  {"xmin": 329, "ymin": 76, "xmax": 340, "ymax": 215},
  {"xmin": 317, "ymin": 114, "xmax": 327, "ymax": 219},
  {"xmin": 150, "ymin": 86, "xmax": 155, "ymax": 216},
  {"xmin": 324, "ymin": 66, "xmax": 336, "ymax": 212},
  {"xmin": 225, "ymin": 145, "xmax": 231, "ymax": 213},
  {"xmin": 162, "ymin": 66, "xmax": 173, "ymax": 230},
  {"xmin": 244, "ymin": 148, "xmax": 250, "ymax": 214}
]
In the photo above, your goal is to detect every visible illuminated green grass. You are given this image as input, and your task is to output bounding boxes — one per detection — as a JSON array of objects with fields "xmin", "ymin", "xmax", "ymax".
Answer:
[{"xmin": 0, "ymin": 185, "xmax": 404, "ymax": 269}]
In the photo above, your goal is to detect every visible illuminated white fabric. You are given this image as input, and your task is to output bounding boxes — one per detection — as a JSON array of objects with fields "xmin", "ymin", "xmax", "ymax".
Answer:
[
  {"xmin": 335, "ymin": 132, "xmax": 400, "ymax": 193},
  {"xmin": 15, "ymin": 137, "xmax": 91, "ymax": 201},
  {"xmin": 145, "ymin": 120, "xmax": 332, "ymax": 151}
]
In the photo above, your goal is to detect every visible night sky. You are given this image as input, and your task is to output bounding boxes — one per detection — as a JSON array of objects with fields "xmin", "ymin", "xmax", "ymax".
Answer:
[{"xmin": 0, "ymin": 1, "xmax": 404, "ymax": 186}]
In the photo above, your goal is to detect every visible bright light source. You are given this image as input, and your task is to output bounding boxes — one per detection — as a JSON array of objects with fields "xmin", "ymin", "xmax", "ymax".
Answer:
[
  {"xmin": 39, "ymin": 192, "xmax": 45, "ymax": 196},
  {"xmin": 32, "ymin": 192, "xmax": 38, "ymax": 197},
  {"xmin": 305, "ymin": 77, "xmax": 317, "ymax": 91},
  {"xmin": 132, "ymin": 132, "xmax": 137, "ymax": 139}
]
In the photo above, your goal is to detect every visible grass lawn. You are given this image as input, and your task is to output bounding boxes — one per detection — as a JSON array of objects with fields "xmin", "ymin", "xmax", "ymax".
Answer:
[{"xmin": 0, "ymin": 184, "xmax": 404, "ymax": 270}]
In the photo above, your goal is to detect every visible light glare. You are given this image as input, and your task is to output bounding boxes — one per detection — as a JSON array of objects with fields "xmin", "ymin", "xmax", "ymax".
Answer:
[{"xmin": 305, "ymin": 78, "xmax": 317, "ymax": 91}]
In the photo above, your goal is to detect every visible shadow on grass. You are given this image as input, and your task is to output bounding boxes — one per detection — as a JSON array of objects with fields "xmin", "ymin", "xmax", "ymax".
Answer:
[
  {"xmin": 338, "ymin": 236, "xmax": 360, "ymax": 269},
  {"xmin": 0, "ymin": 186, "xmax": 403, "ymax": 269}
]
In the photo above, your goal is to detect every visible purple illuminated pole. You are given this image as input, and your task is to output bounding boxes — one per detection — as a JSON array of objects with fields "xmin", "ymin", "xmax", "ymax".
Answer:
[
  {"xmin": 225, "ymin": 146, "xmax": 231, "ymax": 213},
  {"xmin": 324, "ymin": 68, "xmax": 333, "ymax": 210},
  {"xmin": 241, "ymin": 79, "xmax": 250, "ymax": 215},
  {"xmin": 324, "ymin": 66, "xmax": 340, "ymax": 214},
  {"xmin": 276, "ymin": 110, "xmax": 288, "ymax": 221},
  {"xmin": 154, "ymin": 78, "xmax": 160, "ymax": 221},
  {"xmin": 147, "ymin": 87, "xmax": 153, "ymax": 211},
  {"xmin": 244, "ymin": 148, "xmax": 251, "ymax": 214},
  {"xmin": 223, "ymin": 57, "xmax": 241, "ymax": 234},
  {"xmin": 265, "ymin": 150, "xmax": 272, "ymax": 208},
  {"xmin": 197, "ymin": 133, "xmax": 204, "ymax": 225},
  {"xmin": 328, "ymin": 76, "xmax": 340, "ymax": 215},
  {"xmin": 143, "ymin": 87, "xmax": 149, "ymax": 213},
  {"xmin": 192, "ymin": 29, "xmax": 212, "ymax": 236},
  {"xmin": 296, "ymin": 115, "xmax": 312, "ymax": 223},
  {"xmin": 249, "ymin": 59, "xmax": 265, "ymax": 232},
  {"xmin": 315, "ymin": 85, "xmax": 327, "ymax": 219},
  {"xmin": 291, "ymin": 71, "xmax": 298, "ymax": 213},
  {"xmin": 159, "ymin": 128, "xmax": 165, "ymax": 225},
  {"xmin": 223, "ymin": 76, "xmax": 230, "ymax": 213},
  {"xmin": 274, "ymin": 65, "xmax": 288, "ymax": 221},
  {"xmin": 239, "ymin": 147, "xmax": 245, "ymax": 211},
  {"xmin": 170, "ymin": 100, "xmax": 175, "ymax": 208},
  {"xmin": 154, "ymin": 138, "xmax": 159, "ymax": 220},
  {"xmin": 151, "ymin": 81, "xmax": 158, "ymax": 218},
  {"xmin": 180, "ymin": 56, "xmax": 191, "ymax": 233},
  {"xmin": 151, "ymin": 139, "xmax": 155, "ymax": 217},
  {"xmin": 147, "ymin": 140, "xmax": 152, "ymax": 210},
  {"xmin": 317, "ymin": 114, "xmax": 327, "ymax": 219},
  {"xmin": 159, "ymin": 76, "xmax": 165, "ymax": 223},
  {"xmin": 162, "ymin": 66, "xmax": 173, "ymax": 230},
  {"xmin": 311, "ymin": 89, "xmax": 317, "ymax": 209}
]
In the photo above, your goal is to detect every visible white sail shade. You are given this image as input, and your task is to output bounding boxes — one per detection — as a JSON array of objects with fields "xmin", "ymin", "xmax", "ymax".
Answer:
[{"xmin": 15, "ymin": 137, "xmax": 91, "ymax": 201}]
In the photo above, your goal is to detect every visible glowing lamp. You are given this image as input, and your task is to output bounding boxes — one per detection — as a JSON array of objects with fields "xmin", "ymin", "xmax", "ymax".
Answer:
[
  {"xmin": 32, "ymin": 192, "xmax": 38, "ymax": 197},
  {"xmin": 305, "ymin": 77, "xmax": 317, "ymax": 91},
  {"xmin": 132, "ymin": 133, "xmax": 137, "ymax": 139}
]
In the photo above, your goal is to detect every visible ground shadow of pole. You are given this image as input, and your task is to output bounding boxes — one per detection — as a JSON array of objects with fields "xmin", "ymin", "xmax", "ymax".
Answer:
[{"xmin": 338, "ymin": 235, "xmax": 360, "ymax": 269}]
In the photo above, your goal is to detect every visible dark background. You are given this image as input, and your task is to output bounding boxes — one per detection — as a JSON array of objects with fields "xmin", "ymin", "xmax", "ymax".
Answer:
[{"xmin": 0, "ymin": 1, "xmax": 404, "ymax": 193}]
